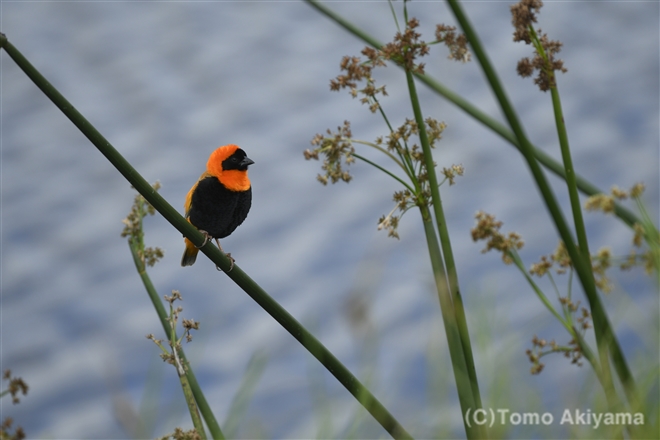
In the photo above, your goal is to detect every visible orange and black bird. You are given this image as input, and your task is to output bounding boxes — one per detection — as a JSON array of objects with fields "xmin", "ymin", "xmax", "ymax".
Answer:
[{"xmin": 181, "ymin": 144, "xmax": 254, "ymax": 268}]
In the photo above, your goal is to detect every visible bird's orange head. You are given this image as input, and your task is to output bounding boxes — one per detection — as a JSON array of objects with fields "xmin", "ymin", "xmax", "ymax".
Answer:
[{"xmin": 207, "ymin": 144, "xmax": 254, "ymax": 192}]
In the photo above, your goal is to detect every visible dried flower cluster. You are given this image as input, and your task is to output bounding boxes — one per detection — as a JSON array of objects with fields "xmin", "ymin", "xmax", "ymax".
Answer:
[
  {"xmin": 529, "ymin": 240, "xmax": 572, "ymax": 277},
  {"xmin": 158, "ymin": 427, "xmax": 202, "ymax": 440},
  {"xmin": 374, "ymin": 117, "xmax": 461, "ymax": 239},
  {"xmin": 329, "ymin": 54, "xmax": 387, "ymax": 113},
  {"xmin": 328, "ymin": 17, "xmax": 469, "ymax": 111},
  {"xmin": 147, "ymin": 291, "xmax": 199, "ymax": 376},
  {"xmin": 526, "ymin": 329, "xmax": 586, "ymax": 375},
  {"xmin": 1, "ymin": 370, "xmax": 28, "ymax": 440},
  {"xmin": 435, "ymin": 24, "xmax": 471, "ymax": 63},
  {"xmin": 511, "ymin": 0, "xmax": 566, "ymax": 91},
  {"xmin": 306, "ymin": 14, "xmax": 470, "ymax": 239},
  {"xmin": 527, "ymin": 296, "xmax": 590, "ymax": 375},
  {"xmin": 442, "ymin": 164, "xmax": 465, "ymax": 186},
  {"xmin": 584, "ymin": 183, "xmax": 645, "ymax": 214},
  {"xmin": 591, "ymin": 247, "xmax": 614, "ymax": 293},
  {"xmin": 584, "ymin": 182, "xmax": 656, "ymax": 275},
  {"xmin": 0, "ymin": 417, "xmax": 25, "ymax": 440},
  {"xmin": 306, "ymin": 120, "xmax": 355, "ymax": 185},
  {"xmin": 2, "ymin": 370, "xmax": 28, "ymax": 405},
  {"xmin": 529, "ymin": 235, "xmax": 654, "ymax": 293},
  {"xmin": 380, "ymin": 18, "xmax": 430, "ymax": 74},
  {"xmin": 121, "ymin": 182, "xmax": 164, "ymax": 267},
  {"xmin": 470, "ymin": 211, "xmax": 524, "ymax": 264}
]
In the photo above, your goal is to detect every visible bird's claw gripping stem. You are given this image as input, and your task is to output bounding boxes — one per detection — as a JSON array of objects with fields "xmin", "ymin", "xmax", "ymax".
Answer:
[
  {"xmin": 214, "ymin": 238, "xmax": 235, "ymax": 272},
  {"xmin": 195, "ymin": 230, "xmax": 211, "ymax": 249}
]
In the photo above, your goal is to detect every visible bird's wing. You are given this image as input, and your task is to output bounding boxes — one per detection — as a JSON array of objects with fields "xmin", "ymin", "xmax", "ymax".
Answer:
[{"xmin": 184, "ymin": 171, "xmax": 212, "ymax": 217}]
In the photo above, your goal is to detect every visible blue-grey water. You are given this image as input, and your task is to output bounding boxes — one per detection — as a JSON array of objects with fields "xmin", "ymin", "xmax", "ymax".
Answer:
[{"xmin": 2, "ymin": 2, "xmax": 658, "ymax": 439}]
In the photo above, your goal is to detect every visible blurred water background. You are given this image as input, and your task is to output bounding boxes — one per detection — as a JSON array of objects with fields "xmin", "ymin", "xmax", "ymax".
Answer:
[{"xmin": 1, "ymin": 1, "xmax": 658, "ymax": 438}]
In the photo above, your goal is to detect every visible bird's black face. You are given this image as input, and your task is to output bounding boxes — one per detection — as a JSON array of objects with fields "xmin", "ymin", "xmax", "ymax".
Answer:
[{"xmin": 222, "ymin": 149, "xmax": 255, "ymax": 171}]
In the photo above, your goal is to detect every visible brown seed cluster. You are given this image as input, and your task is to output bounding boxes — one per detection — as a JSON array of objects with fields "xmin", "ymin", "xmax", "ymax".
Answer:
[
  {"xmin": 471, "ymin": 211, "xmax": 524, "ymax": 264},
  {"xmin": 308, "ymin": 15, "xmax": 468, "ymax": 239},
  {"xmin": 585, "ymin": 182, "xmax": 656, "ymax": 275},
  {"xmin": 511, "ymin": 0, "xmax": 566, "ymax": 91},
  {"xmin": 121, "ymin": 181, "xmax": 164, "ymax": 267},
  {"xmin": 328, "ymin": 17, "xmax": 470, "ymax": 111},
  {"xmin": 526, "ymin": 329, "xmax": 586, "ymax": 375},
  {"xmin": 1, "ymin": 371, "xmax": 28, "ymax": 440},
  {"xmin": 2, "ymin": 370, "xmax": 28, "ymax": 405},
  {"xmin": 147, "ymin": 290, "xmax": 200, "ymax": 375},
  {"xmin": 157, "ymin": 427, "xmax": 202, "ymax": 440},
  {"xmin": 381, "ymin": 18, "xmax": 430, "ymax": 74},
  {"xmin": 584, "ymin": 183, "xmax": 645, "ymax": 214},
  {"xmin": 1, "ymin": 416, "xmax": 25, "ymax": 440},
  {"xmin": 435, "ymin": 24, "xmax": 471, "ymax": 63},
  {"xmin": 306, "ymin": 120, "xmax": 355, "ymax": 185},
  {"xmin": 529, "ymin": 240, "xmax": 572, "ymax": 277}
]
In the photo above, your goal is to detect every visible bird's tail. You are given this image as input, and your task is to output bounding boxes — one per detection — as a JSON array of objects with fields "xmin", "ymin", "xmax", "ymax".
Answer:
[{"xmin": 181, "ymin": 237, "xmax": 199, "ymax": 267}]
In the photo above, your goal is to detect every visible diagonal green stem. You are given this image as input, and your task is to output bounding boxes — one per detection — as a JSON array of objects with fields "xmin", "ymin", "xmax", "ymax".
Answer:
[
  {"xmin": 1, "ymin": 33, "xmax": 412, "ymax": 440},
  {"xmin": 352, "ymin": 152, "xmax": 415, "ymax": 193},
  {"xmin": 350, "ymin": 139, "xmax": 410, "ymax": 177}
]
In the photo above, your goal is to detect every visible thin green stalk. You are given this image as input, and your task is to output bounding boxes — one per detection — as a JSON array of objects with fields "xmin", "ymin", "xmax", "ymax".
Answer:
[
  {"xmin": 164, "ymin": 301, "xmax": 206, "ymax": 439},
  {"xmin": 128, "ymin": 241, "xmax": 222, "ymax": 440},
  {"xmin": 222, "ymin": 352, "xmax": 268, "ymax": 439},
  {"xmin": 369, "ymin": 94, "xmax": 418, "ymax": 180},
  {"xmin": 406, "ymin": 69, "xmax": 484, "ymax": 432},
  {"xmin": 301, "ymin": 0, "xmax": 641, "ymax": 229},
  {"xmin": 444, "ymin": 0, "xmax": 636, "ymax": 413},
  {"xmin": 507, "ymin": 250, "xmax": 608, "ymax": 391},
  {"xmin": 538, "ymin": 37, "xmax": 591, "ymax": 263},
  {"xmin": 352, "ymin": 152, "xmax": 414, "ymax": 193},
  {"xmin": 178, "ymin": 369, "xmax": 207, "ymax": 439},
  {"xmin": 1, "ymin": 34, "xmax": 412, "ymax": 440},
  {"xmin": 508, "ymin": 251, "xmax": 566, "ymax": 327},
  {"xmin": 544, "ymin": 58, "xmax": 624, "ymax": 418},
  {"xmin": 350, "ymin": 139, "xmax": 410, "ymax": 177},
  {"xmin": 420, "ymin": 209, "xmax": 480, "ymax": 440}
]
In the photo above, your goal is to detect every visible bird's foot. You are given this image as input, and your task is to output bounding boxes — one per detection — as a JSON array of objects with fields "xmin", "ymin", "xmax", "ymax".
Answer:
[
  {"xmin": 214, "ymin": 239, "xmax": 235, "ymax": 272},
  {"xmin": 215, "ymin": 253, "xmax": 234, "ymax": 272},
  {"xmin": 195, "ymin": 230, "xmax": 211, "ymax": 249}
]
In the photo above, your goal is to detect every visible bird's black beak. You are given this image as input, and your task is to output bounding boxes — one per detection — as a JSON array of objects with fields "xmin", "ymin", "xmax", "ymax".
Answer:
[{"xmin": 240, "ymin": 157, "xmax": 255, "ymax": 169}]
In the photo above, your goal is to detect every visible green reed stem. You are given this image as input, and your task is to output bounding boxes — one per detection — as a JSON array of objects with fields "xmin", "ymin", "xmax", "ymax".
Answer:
[
  {"xmin": 127, "ymin": 240, "xmax": 220, "ymax": 440},
  {"xmin": 1, "ymin": 33, "xmax": 412, "ymax": 440},
  {"xmin": 538, "ymin": 36, "xmax": 625, "ymax": 415},
  {"xmin": 419, "ymin": 208, "xmax": 480, "ymax": 439},
  {"xmin": 175, "ymin": 355, "xmax": 207, "ymax": 440},
  {"xmin": 406, "ymin": 67, "xmax": 484, "ymax": 438}
]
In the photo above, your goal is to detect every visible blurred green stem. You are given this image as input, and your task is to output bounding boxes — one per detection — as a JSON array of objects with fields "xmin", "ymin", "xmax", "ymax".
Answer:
[
  {"xmin": 178, "ymin": 370, "xmax": 207, "ymax": 440},
  {"xmin": 127, "ymin": 238, "xmax": 221, "ymax": 440},
  {"xmin": 406, "ymin": 68, "xmax": 484, "ymax": 439},
  {"xmin": 420, "ymin": 209, "xmax": 480, "ymax": 439}
]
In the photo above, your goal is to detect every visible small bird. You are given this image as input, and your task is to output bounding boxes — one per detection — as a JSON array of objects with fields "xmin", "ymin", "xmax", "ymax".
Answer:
[{"xmin": 181, "ymin": 144, "xmax": 254, "ymax": 268}]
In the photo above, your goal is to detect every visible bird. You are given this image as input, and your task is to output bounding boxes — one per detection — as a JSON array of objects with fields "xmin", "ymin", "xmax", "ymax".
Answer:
[{"xmin": 181, "ymin": 144, "xmax": 254, "ymax": 269}]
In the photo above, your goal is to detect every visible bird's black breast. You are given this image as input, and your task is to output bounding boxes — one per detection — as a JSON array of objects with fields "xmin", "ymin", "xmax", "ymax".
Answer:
[{"xmin": 188, "ymin": 176, "xmax": 252, "ymax": 239}]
